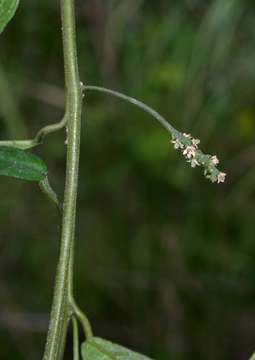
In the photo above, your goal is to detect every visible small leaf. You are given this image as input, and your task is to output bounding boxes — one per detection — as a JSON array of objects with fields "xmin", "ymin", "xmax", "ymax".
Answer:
[
  {"xmin": 249, "ymin": 353, "xmax": 255, "ymax": 360},
  {"xmin": 0, "ymin": 0, "xmax": 19, "ymax": 34},
  {"xmin": 81, "ymin": 337, "xmax": 153, "ymax": 360},
  {"xmin": 0, "ymin": 146, "xmax": 47, "ymax": 181}
]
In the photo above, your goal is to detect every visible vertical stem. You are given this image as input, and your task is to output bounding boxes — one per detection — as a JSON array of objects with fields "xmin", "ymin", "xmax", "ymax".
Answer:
[
  {"xmin": 72, "ymin": 316, "xmax": 80, "ymax": 360},
  {"xmin": 43, "ymin": 0, "xmax": 82, "ymax": 359}
]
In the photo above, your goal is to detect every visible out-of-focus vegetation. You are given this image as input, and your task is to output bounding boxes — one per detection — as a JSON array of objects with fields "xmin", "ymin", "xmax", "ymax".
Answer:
[{"xmin": 0, "ymin": 0, "xmax": 255, "ymax": 359}]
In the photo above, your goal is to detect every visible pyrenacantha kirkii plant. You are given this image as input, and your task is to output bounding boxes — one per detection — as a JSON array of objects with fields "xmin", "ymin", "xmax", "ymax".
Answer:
[{"xmin": 1, "ymin": 1, "xmax": 245, "ymax": 360}]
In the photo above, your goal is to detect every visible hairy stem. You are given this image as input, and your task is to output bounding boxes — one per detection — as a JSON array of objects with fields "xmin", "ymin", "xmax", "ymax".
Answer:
[{"xmin": 43, "ymin": 0, "xmax": 82, "ymax": 358}]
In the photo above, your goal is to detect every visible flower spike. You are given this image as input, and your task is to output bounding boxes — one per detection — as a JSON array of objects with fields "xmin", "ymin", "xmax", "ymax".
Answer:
[{"xmin": 171, "ymin": 133, "xmax": 226, "ymax": 183}]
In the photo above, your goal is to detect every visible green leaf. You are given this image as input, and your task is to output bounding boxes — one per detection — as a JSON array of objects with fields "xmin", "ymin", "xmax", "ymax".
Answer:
[
  {"xmin": 0, "ymin": 0, "xmax": 19, "ymax": 34},
  {"xmin": 249, "ymin": 354, "xmax": 255, "ymax": 360},
  {"xmin": 81, "ymin": 337, "xmax": 153, "ymax": 360},
  {"xmin": 0, "ymin": 146, "xmax": 47, "ymax": 181}
]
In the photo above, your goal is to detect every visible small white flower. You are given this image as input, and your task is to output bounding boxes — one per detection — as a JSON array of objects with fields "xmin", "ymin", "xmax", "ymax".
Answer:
[
  {"xmin": 183, "ymin": 133, "xmax": 191, "ymax": 139},
  {"xmin": 211, "ymin": 155, "xmax": 219, "ymax": 166},
  {"xmin": 183, "ymin": 146, "xmax": 196, "ymax": 159},
  {"xmin": 171, "ymin": 138, "xmax": 184, "ymax": 149},
  {"xmin": 190, "ymin": 158, "xmax": 200, "ymax": 168},
  {"xmin": 192, "ymin": 138, "xmax": 200, "ymax": 148},
  {"xmin": 217, "ymin": 172, "xmax": 226, "ymax": 183}
]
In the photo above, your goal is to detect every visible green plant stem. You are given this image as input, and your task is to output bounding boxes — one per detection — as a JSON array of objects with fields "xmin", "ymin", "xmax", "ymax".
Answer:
[
  {"xmin": 39, "ymin": 177, "xmax": 62, "ymax": 211},
  {"xmin": 0, "ymin": 83, "xmax": 180, "ymax": 150},
  {"xmin": 0, "ymin": 114, "xmax": 67, "ymax": 150},
  {"xmin": 83, "ymin": 85, "xmax": 180, "ymax": 137},
  {"xmin": 68, "ymin": 244, "xmax": 93, "ymax": 339},
  {"xmin": 42, "ymin": 0, "xmax": 82, "ymax": 358},
  {"xmin": 72, "ymin": 316, "xmax": 80, "ymax": 360},
  {"xmin": 34, "ymin": 114, "xmax": 67, "ymax": 144}
]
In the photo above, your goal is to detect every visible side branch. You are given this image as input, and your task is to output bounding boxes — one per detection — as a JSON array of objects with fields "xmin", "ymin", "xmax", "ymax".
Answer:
[
  {"xmin": 83, "ymin": 85, "xmax": 226, "ymax": 183},
  {"xmin": 83, "ymin": 85, "xmax": 179, "ymax": 137}
]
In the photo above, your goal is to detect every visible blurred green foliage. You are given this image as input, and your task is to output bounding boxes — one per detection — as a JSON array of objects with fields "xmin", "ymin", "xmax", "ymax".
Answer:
[{"xmin": 0, "ymin": 0, "xmax": 255, "ymax": 359}]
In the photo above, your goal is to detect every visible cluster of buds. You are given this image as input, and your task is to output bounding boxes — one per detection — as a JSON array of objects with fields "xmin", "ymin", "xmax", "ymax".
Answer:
[{"xmin": 171, "ymin": 132, "xmax": 226, "ymax": 183}]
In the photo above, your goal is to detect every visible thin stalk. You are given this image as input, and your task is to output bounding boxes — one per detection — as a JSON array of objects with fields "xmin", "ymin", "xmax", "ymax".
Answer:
[
  {"xmin": 68, "ymin": 244, "xmax": 93, "ymax": 339},
  {"xmin": 83, "ymin": 85, "xmax": 180, "ymax": 137},
  {"xmin": 0, "ymin": 114, "xmax": 67, "ymax": 150},
  {"xmin": 72, "ymin": 316, "xmax": 80, "ymax": 360},
  {"xmin": 43, "ymin": 0, "xmax": 82, "ymax": 358},
  {"xmin": 34, "ymin": 115, "xmax": 67, "ymax": 144}
]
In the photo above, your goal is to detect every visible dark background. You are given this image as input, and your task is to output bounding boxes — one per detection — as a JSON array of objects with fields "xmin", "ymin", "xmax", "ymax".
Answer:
[{"xmin": 1, "ymin": 0, "xmax": 255, "ymax": 359}]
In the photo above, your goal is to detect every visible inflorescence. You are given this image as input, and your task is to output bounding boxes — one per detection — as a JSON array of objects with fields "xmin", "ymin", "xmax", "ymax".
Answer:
[
  {"xmin": 171, "ymin": 132, "xmax": 226, "ymax": 183},
  {"xmin": 82, "ymin": 85, "xmax": 226, "ymax": 184}
]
